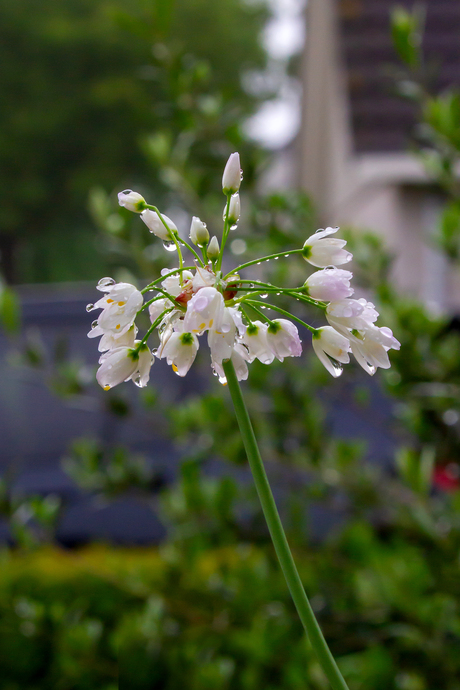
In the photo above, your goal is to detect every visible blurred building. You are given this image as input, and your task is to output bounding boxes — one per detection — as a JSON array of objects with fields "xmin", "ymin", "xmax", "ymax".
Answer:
[{"xmin": 299, "ymin": 0, "xmax": 460, "ymax": 312}]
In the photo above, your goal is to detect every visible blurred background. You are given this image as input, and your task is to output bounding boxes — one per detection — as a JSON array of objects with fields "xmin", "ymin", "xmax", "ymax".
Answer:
[{"xmin": 1, "ymin": 0, "xmax": 460, "ymax": 688}]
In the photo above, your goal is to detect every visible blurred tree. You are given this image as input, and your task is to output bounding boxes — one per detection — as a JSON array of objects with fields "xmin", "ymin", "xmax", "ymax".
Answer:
[{"xmin": 0, "ymin": 0, "xmax": 269, "ymax": 283}]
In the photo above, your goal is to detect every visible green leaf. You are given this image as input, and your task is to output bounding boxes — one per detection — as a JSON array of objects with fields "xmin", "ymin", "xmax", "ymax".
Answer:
[{"xmin": 0, "ymin": 285, "xmax": 21, "ymax": 334}]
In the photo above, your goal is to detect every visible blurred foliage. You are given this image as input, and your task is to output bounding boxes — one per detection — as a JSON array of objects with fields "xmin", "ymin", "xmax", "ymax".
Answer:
[
  {"xmin": 390, "ymin": 5, "xmax": 460, "ymax": 259},
  {"xmin": 1, "ymin": 446, "xmax": 460, "ymax": 690},
  {"xmin": 0, "ymin": 0, "xmax": 269, "ymax": 283}
]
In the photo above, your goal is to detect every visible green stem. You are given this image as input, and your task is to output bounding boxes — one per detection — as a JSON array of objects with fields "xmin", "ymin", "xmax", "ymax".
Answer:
[
  {"xmin": 237, "ymin": 281, "xmax": 326, "ymax": 310},
  {"xmin": 245, "ymin": 299, "xmax": 318, "ymax": 335},
  {"xmin": 222, "ymin": 359, "xmax": 350, "ymax": 690},
  {"xmin": 141, "ymin": 267, "xmax": 195, "ymax": 295},
  {"xmin": 244, "ymin": 301, "xmax": 275, "ymax": 325},
  {"xmin": 225, "ymin": 248, "xmax": 303, "ymax": 279},
  {"xmin": 178, "ymin": 237, "xmax": 204, "ymax": 266},
  {"xmin": 216, "ymin": 194, "xmax": 231, "ymax": 272},
  {"xmin": 134, "ymin": 307, "xmax": 174, "ymax": 352},
  {"xmin": 145, "ymin": 205, "xmax": 185, "ymax": 283}
]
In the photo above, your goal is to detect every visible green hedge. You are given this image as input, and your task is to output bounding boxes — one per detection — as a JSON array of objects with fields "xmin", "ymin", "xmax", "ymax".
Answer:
[{"xmin": 1, "ymin": 527, "xmax": 459, "ymax": 690}]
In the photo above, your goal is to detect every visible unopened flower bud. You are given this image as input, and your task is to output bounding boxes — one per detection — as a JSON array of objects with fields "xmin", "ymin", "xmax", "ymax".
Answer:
[
  {"xmin": 222, "ymin": 153, "xmax": 242, "ymax": 194},
  {"xmin": 227, "ymin": 193, "xmax": 241, "ymax": 224},
  {"xmin": 189, "ymin": 216, "xmax": 209, "ymax": 246},
  {"xmin": 141, "ymin": 209, "xmax": 177, "ymax": 241},
  {"xmin": 207, "ymin": 236, "xmax": 220, "ymax": 260},
  {"xmin": 118, "ymin": 190, "xmax": 147, "ymax": 213}
]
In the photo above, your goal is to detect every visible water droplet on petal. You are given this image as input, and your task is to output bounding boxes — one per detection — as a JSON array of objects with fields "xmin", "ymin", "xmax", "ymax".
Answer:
[
  {"xmin": 97, "ymin": 277, "xmax": 116, "ymax": 289},
  {"xmin": 218, "ymin": 375, "xmax": 227, "ymax": 385},
  {"xmin": 133, "ymin": 373, "xmax": 143, "ymax": 387},
  {"xmin": 315, "ymin": 228, "xmax": 324, "ymax": 234},
  {"xmin": 163, "ymin": 241, "xmax": 177, "ymax": 252},
  {"xmin": 230, "ymin": 224, "xmax": 238, "ymax": 231},
  {"xmin": 329, "ymin": 358, "xmax": 344, "ymax": 377},
  {"xmin": 151, "ymin": 348, "xmax": 158, "ymax": 356},
  {"xmin": 325, "ymin": 265, "xmax": 336, "ymax": 271},
  {"xmin": 91, "ymin": 320, "xmax": 98, "ymax": 329},
  {"xmin": 86, "ymin": 303, "xmax": 95, "ymax": 312}
]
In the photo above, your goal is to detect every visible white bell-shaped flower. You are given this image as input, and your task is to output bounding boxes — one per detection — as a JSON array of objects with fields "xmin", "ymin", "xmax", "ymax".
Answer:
[
  {"xmin": 134, "ymin": 345, "xmax": 154, "ymax": 387},
  {"xmin": 88, "ymin": 324, "xmax": 137, "ymax": 353},
  {"xmin": 189, "ymin": 216, "xmax": 209, "ymax": 246},
  {"xmin": 192, "ymin": 265, "xmax": 217, "ymax": 291},
  {"xmin": 141, "ymin": 209, "xmax": 177, "ymax": 240},
  {"xmin": 160, "ymin": 268, "xmax": 193, "ymax": 297},
  {"xmin": 326, "ymin": 298, "xmax": 379, "ymax": 337},
  {"xmin": 212, "ymin": 343, "xmax": 250, "ymax": 383},
  {"xmin": 266, "ymin": 319, "xmax": 302, "ymax": 362},
  {"xmin": 312, "ymin": 326, "xmax": 350, "ymax": 378},
  {"xmin": 95, "ymin": 282, "xmax": 143, "ymax": 337},
  {"xmin": 183, "ymin": 286, "xmax": 225, "ymax": 334},
  {"xmin": 240, "ymin": 321, "xmax": 274, "ymax": 364},
  {"xmin": 97, "ymin": 342, "xmax": 153, "ymax": 389},
  {"xmin": 222, "ymin": 153, "xmax": 242, "ymax": 194},
  {"xmin": 208, "ymin": 307, "xmax": 238, "ymax": 367},
  {"xmin": 304, "ymin": 267, "xmax": 354, "ymax": 302},
  {"xmin": 118, "ymin": 190, "xmax": 146, "ymax": 213},
  {"xmin": 96, "ymin": 346, "xmax": 139, "ymax": 390},
  {"xmin": 207, "ymin": 236, "xmax": 220, "ymax": 260},
  {"xmin": 227, "ymin": 193, "xmax": 241, "ymax": 224},
  {"xmin": 148, "ymin": 298, "xmax": 175, "ymax": 324},
  {"xmin": 303, "ymin": 227, "xmax": 352, "ymax": 268},
  {"xmin": 350, "ymin": 325, "xmax": 400, "ymax": 375},
  {"xmin": 158, "ymin": 331, "xmax": 199, "ymax": 377}
]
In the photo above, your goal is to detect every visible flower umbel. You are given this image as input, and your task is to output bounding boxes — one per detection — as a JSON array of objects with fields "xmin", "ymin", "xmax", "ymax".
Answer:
[{"xmin": 88, "ymin": 154, "xmax": 399, "ymax": 388}]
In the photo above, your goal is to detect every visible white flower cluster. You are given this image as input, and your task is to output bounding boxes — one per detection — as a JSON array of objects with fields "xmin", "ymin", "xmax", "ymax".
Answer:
[
  {"xmin": 302, "ymin": 229, "xmax": 400, "ymax": 377},
  {"xmin": 88, "ymin": 153, "xmax": 399, "ymax": 390}
]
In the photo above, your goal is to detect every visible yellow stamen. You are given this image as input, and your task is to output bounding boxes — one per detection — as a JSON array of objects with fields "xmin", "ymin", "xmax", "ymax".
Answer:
[
  {"xmin": 106, "ymin": 299, "xmax": 114, "ymax": 303},
  {"xmin": 172, "ymin": 364, "xmax": 178, "ymax": 372},
  {"xmin": 118, "ymin": 301, "xmax": 126, "ymax": 306},
  {"xmin": 199, "ymin": 322, "xmax": 206, "ymax": 330},
  {"xmin": 104, "ymin": 385, "xmax": 111, "ymax": 391},
  {"xmin": 116, "ymin": 324, "xmax": 121, "ymax": 330},
  {"xmin": 209, "ymin": 319, "xmax": 213, "ymax": 327}
]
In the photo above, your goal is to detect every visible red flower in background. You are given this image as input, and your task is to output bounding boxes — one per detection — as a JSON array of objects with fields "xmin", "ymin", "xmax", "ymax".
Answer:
[{"xmin": 433, "ymin": 464, "xmax": 460, "ymax": 492}]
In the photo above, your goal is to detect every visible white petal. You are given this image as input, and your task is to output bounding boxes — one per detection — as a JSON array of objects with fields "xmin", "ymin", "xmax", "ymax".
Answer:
[
  {"xmin": 222, "ymin": 152, "xmax": 242, "ymax": 194},
  {"xmin": 96, "ymin": 347, "xmax": 138, "ymax": 389}
]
